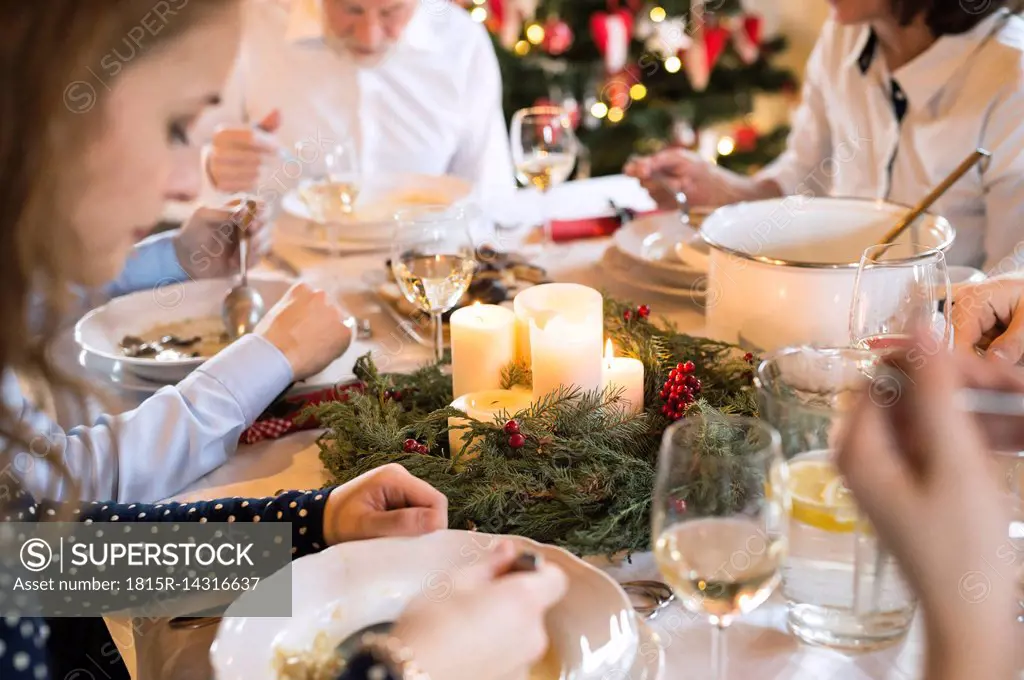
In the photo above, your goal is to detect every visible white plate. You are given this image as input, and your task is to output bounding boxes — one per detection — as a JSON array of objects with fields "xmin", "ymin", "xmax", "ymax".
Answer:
[
  {"xmin": 628, "ymin": 619, "xmax": 665, "ymax": 680},
  {"xmin": 211, "ymin": 531, "xmax": 641, "ymax": 680},
  {"xmin": 75, "ymin": 275, "xmax": 295, "ymax": 384},
  {"xmin": 77, "ymin": 349, "xmax": 165, "ymax": 394},
  {"xmin": 279, "ymin": 173, "xmax": 472, "ymax": 243},
  {"xmin": 603, "ymin": 247, "xmax": 708, "ymax": 303},
  {"xmin": 613, "ymin": 213, "xmax": 706, "ymax": 285}
]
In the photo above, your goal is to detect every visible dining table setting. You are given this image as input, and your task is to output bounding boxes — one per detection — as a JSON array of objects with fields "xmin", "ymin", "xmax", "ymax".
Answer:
[{"xmin": 60, "ymin": 148, "xmax": 1024, "ymax": 680}]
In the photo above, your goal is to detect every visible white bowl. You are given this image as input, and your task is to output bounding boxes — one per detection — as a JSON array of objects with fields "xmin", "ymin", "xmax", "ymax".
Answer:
[
  {"xmin": 75, "ymin": 276, "xmax": 294, "ymax": 384},
  {"xmin": 211, "ymin": 530, "xmax": 642, "ymax": 680}
]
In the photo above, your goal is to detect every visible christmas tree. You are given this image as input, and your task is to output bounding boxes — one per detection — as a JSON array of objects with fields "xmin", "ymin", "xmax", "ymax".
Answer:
[{"xmin": 460, "ymin": 0, "xmax": 798, "ymax": 178}]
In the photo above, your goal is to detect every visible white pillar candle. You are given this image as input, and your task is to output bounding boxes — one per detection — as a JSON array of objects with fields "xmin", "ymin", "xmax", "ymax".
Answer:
[
  {"xmin": 513, "ymin": 283, "xmax": 604, "ymax": 364},
  {"xmin": 601, "ymin": 339, "xmax": 645, "ymax": 415},
  {"xmin": 450, "ymin": 303, "xmax": 516, "ymax": 399},
  {"xmin": 530, "ymin": 314, "xmax": 604, "ymax": 400},
  {"xmin": 448, "ymin": 388, "xmax": 534, "ymax": 460}
]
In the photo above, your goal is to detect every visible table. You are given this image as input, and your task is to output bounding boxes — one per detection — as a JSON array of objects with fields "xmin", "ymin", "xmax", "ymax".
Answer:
[{"xmin": 94, "ymin": 176, "xmax": 928, "ymax": 679}]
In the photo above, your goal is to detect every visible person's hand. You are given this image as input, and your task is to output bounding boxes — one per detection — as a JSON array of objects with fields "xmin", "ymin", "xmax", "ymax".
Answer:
[
  {"xmin": 206, "ymin": 110, "xmax": 281, "ymax": 194},
  {"xmin": 836, "ymin": 344, "xmax": 1016, "ymax": 673},
  {"xmin": 392, "ymin": 540, "xmax": 568, "ymax": 680},
  {"xmin": 173, "ymin": 201, "xmax": 270, "ymax": 279},
  {"xmin": 322, "ymin": 464, "xmax": 447, "ymax": 544},
  {"xmin": 254, "ymin": 282, "xmax": 353, "ymax": 381},
  {"xmin": 952, "ymin": 276, "xmax": 1024, "ymax": 363},
  {"xmin": 623, "ymin": 148, "xmax": 743, "ymax": 209}
]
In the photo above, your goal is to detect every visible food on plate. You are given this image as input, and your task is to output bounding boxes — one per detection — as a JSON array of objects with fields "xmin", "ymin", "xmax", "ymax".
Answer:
[
  {"xmin": 272, "ymin": 632, "xmax": 344, "ymax": 680},
  {"xmin": 120, "ymin": 317, "xmax": 230, "ymax": 361},
  {"xmin": 271, "ymin": 631, "xmax": 563, "ymax": 680},
  {"xmin": 389, "ymin": 189, "xmax": 450, "ymax": 206}
]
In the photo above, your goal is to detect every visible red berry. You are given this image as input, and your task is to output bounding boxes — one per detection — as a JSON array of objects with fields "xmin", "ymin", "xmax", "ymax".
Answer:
[
  {"xmin": 661, "ymin": 404, "xmax": 670, "ymax": 415},
  {"xmin": 744, "ymin": 352, "xmax": 755, "ymax": 363},
  {"xmin": 637, "ymin": 305, "xmax": 651, "ymax": 319},
  {"xmin": 673, "ymin": 374, "xmax": 684, "ymax": 384},
  {"xmin": 418, "ymin": 445, "xmax": 430, "ymax": 455},
  {"xmin": 503, "ymin": 419, "xmax": 521, "ymax": 435},
  {"xmin": 403, "ymin": 439, "xmax": 418, "ymax": 453},
  {"xmin": 392, "ymin": 390, "xmax": 404, "ymax": 402},
  {"xmin": 623, "ymin": 309, "xmax": 633, "ymax": 321},
  {"xmin": 683, "ymin": 361, "xmax": 695, "ymax": 373},
  {"xmin": 508, "ymin": 433, "xmax": 527, "ymax": 449},
  {"xmin": 676, "ymin": 363, "xmax": 685, "ymax": 371}
]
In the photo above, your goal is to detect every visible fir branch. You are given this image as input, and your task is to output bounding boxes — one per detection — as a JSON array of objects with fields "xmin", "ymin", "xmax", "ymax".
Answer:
[{"xmin": 500, "ymin": 359, "xmax": 533, "ymax": 389}]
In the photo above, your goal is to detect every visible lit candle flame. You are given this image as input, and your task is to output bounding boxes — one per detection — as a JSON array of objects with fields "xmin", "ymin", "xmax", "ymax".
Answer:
[{"xmin": 604, "ymin": 339, "xmax": 614, "ymax": 368}]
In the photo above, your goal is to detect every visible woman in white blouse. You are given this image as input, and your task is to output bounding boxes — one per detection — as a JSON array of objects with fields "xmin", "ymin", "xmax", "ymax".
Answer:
[{"xmin": 627, "ymin": 0, "xmax": 1024, "ymax": 272}]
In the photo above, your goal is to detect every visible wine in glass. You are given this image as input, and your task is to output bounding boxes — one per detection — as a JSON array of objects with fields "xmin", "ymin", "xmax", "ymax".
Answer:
[
  {"xmin": 653, "ymin": 414, "xmax": 789, "ymax": 680},
  {"xmin": 850, "ymin": 243, "xmax": 952, "ymax": 354},
  {"xmin": 510, "ymin": 106, "xmax": 578, "ymax": 250},
  {"xmin": 391, "ymin": 206, "xmax": 476, "ymax": 364}
]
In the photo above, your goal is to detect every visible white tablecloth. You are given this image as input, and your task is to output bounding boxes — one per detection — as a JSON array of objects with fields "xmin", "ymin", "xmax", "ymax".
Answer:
[{"xmin": 94, "ymin": 176, "xmax": 933, "ymax": 679}]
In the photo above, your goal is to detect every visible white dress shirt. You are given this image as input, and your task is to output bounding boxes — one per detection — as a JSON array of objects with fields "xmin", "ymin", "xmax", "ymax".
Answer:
[
  {"xmin": 195, "ymin": 0, "xmax": 515, "ymax": 204},
  {"xmin": 15, "ymin": 235, "xmax": 294, "ymax": 503},
  {"xmin": 759, "ymin": 9, "xmax": 1024, "ymax": 272}
]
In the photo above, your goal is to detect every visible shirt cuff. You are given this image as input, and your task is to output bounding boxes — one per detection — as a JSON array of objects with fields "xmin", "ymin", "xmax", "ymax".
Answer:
[
  {"xmin": 106, "ymin": 231, "xmax": 189, "ymax": 298},
  {"xmin": 186, "ymin": 334, "xmax": 294, "ymax": 424}
]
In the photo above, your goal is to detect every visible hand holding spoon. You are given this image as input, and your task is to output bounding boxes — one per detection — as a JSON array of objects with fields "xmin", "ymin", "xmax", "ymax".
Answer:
[{"xmin": 222, "ymin": 200, "xmax": 266, "ymax": 340}]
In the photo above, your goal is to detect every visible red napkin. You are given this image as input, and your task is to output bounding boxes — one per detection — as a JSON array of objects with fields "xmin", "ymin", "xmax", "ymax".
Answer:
[
  {"xmin": 549, "ymin": 209, "xmax": 660, "ymax": 243},
  {"xmin": 239, "ymin": 382, "xmax": 363, "ymax": 445}
]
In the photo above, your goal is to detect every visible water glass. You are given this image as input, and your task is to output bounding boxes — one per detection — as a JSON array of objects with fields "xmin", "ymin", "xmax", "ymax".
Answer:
[{"xmin": 754, "ymin": 346, "xmax": 917, "ymax": 650}]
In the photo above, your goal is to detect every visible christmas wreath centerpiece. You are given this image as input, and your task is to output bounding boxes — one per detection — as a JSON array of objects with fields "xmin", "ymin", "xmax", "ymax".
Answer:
[{"xmin": 311, "ymin": 298, "xmax": 759, "ymax": 556}]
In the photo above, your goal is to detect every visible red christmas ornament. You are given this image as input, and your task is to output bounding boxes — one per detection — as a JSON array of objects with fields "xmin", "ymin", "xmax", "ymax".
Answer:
[
  {"xmin": 637, "ymin": 304, "xmax": 651, "ymax": 319},
  {"xmin": 623, "ymin": 309, "xmax": 633, "ymax": 321},
  {"xmin": 590, "ymin": 9, "xmax": 634, "ymax": 73},
  {"xmin": 734, "ymin": 124, "xmax": 759, "ymax": 153},
  {"xmin": 416, "ymin": 444, "xmax": 429, "ymax": 455},
  {"xmin": 704, "ymin": 24, "xmax": 729, "ymax": 72},
  {"xmin": 508, "ymin": 433, "xmax": 527, "ymax": 449},
  {"xmin": 543, "ymin": 16, "xmax": 574, "ymax": 55},
  {"xmin": 503, "ymin": 419, "xmax": 521, "ymax": 435},
  {"xmin": 403, "ymin": 438, "xmax": 418, "ymax": 453}
]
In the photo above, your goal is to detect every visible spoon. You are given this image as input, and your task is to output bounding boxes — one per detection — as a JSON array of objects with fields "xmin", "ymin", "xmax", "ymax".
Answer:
[{"xmin": 222, "ymin": 200, "xmax": 266, "ymax": 340}]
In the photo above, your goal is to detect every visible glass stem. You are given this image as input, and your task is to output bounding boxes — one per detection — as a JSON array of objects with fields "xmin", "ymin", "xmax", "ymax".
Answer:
[
  {"xmin": 712, "ymin": 619, "xmax": 729, "ymax": 680},
  {"xmin": 540, "ymin": 187, "xmax": 553, "ymax": 248},
  {"xmin": 432, "ymin": 312, "xmax": 444, "ymax": 364}
]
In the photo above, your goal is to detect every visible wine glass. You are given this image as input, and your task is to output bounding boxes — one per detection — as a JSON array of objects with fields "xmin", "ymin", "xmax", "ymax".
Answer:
[
  {"xmin": 295, "ymin": 139, "xmax": 360, "ymax": 255},
  {"xmin": 652, "ymin": 414, "xmax": 789, "ymax": 680},
  {"xmin": 850, "ymin": 244, "xmax": 952, "ymax": 353},
  {"xmin": 510, "ymin": 106, "xmax": 578, "ymax": 251},
  {"xmin": 390, "ymin": 205, "xmax": 476, "ymax": 364}
]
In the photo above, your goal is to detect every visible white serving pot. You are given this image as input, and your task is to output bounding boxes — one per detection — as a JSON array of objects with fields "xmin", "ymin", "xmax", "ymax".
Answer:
[{"xmin": 700, "ymin": 197, "xmax": 955, "ymax": 350}]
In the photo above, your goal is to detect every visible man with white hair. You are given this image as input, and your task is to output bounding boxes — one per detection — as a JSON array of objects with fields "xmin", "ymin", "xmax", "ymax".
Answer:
[{"xmin": 197, "ymin": 0, "xmax": 515, "ymax": 203}]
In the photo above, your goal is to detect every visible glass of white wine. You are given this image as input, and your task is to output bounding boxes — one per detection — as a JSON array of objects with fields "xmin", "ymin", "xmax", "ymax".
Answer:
[
  {"xmin": 510, "ymin": 106, "xmax": 578, "ymax": 252},
  {"xmin": 652, "ymin": 414, "xmax": 789, "ymax": 680},
  {"xmin": 391, "ymin": 205, "xmax": 476, "ymax": 364},
  {"xmin": 295, "ymin": 139, "xmax": 360, "ymax": 255},
  {"xmin": 849, "ymin": 243, "xmax": 952, "ymax": 354}
]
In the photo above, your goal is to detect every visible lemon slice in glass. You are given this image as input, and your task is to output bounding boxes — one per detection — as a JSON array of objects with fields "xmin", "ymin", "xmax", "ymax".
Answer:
[{"xmin": 788, "ymin": 459, "xmax": 858, "ymax": 533}]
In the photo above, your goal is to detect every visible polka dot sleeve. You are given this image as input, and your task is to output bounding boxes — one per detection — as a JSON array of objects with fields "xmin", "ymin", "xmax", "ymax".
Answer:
[
  {"xmin": 3, "ymin": 487, "xmax": 338, "ymax": 559},
  {"xmin": 0, "ymin": 616, "xmax": 49, "ymax": 680}
]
